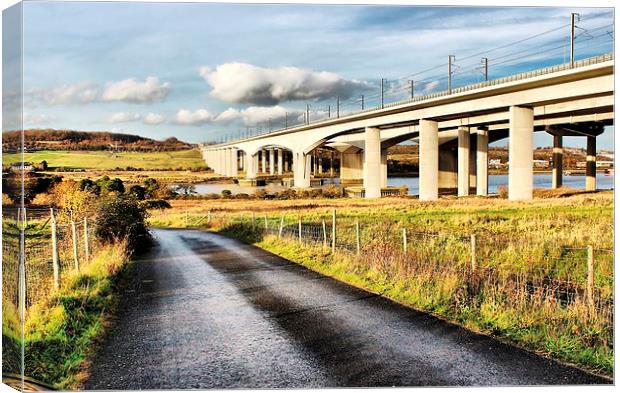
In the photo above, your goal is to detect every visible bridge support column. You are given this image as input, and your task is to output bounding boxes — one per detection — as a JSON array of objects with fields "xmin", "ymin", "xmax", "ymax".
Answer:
[
  {"xmin": 318, "ymin": 158, "xmax": 323, "ymax": 174},
  {"xmin": 457, "ymin": 127, "xmax": 470, "ymax": 196},
  {"xmin": 293, "ymin": 152, "xmax": 311, "ymax": 188},
  {"xmin": 245, "ymin": 152, "xmax": 257, "ymax": 179},
  {"xmin": 476, "ymin": 129, "xmax": 489, "ymax": 196},
  {"xmin": 239, "ymin": 151, "xmax": 244, "ymax": 170},
  {"xmin": 269, "ymin": 149, "xmax": 275, "ymax": 175},
  {"xmin": 277, "ymin": 149, "xmax": 283, "ymax": 175},
  {"xmin": 380, "ymin": 148, "xmax": 388, "ymax": 188},
  {"xmin": 552, "ymin": 135, "xmax": 563, "ymax": 189},
  {"xmin": 229, "ymin": 149, "xmax": 238, "ymax": 177},
  {"xmin": 508, "ymin": 106, "xmax": 534, "ymax": 201},
  {"xmin": 340, "ymin": 148, "xmax": 364, "ymax": 185},
  {"xmin": 216, "ymin": 150, "xmax": 222, "ymax": 175},
  {"xmin": 225, "ymin": 149, "xmax": 232, "ymax": 177},
  {"xmin": 330, "ymin": 151, "xmax": 335, "ymax": 177},
  {"xmin": 586, "ymin": 136, "xmax": 597, "ymax": 191},
  {"xmin": 261, "ymin": 150, "xmax": 267, "ymax": 174},
  {"xmin": 419, "ymin": 119, "xmax": 439, "ymax": 201},
  {"xmin": 284, "ymin": 153, "xmax": 289, "ymax": 172},
  {"xmin": 364, "ymin": 127, "xmax": 381, "ymax": 199}
]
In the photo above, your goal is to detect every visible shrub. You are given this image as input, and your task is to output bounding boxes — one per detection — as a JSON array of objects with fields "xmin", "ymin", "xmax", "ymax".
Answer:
[
  {"xmin": 140, "ymin": 199, "xmax": 172, "ymax": 210},
  {"xmin": 128, "ymin": 185, "xmax": 146, "ymax": 200},
  {"xmin": 497, "ymin": 185, "xmax": 508, "ymax": 199},
  {"xmin": 221, "ymin": 189, "xmax": 233, "ymax": 198},
  {"xmin": 94, "ymin": 197, "xmax": 151, "ymax": 251}
]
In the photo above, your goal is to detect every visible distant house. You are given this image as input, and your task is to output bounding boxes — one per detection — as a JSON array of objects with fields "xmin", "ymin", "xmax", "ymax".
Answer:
[
  {"xmin": 533, "ymin": 159, "xmax": 549, "ymax": 168},
  {"xmin": 596, "ymin": 161, "xmax": 614, "ymax": 168},
  {"xmin": 10, "ymin": 162, "xmax": 33, "ymax": 172}
]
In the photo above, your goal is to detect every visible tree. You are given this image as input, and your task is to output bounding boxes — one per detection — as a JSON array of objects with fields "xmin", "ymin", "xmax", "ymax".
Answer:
[
  {"xmin": 128, "ymin": 185, "xmax": 146, "ymax": 200},
  {"xmin": 94, "ymin": 196, "xmax": 151, "ymax": 251}
]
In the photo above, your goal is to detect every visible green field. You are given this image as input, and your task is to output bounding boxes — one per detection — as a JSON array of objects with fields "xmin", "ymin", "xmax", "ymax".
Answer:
[{"xmin": 2, "ymin": 149, "xmax": 206, "ymax": 170}]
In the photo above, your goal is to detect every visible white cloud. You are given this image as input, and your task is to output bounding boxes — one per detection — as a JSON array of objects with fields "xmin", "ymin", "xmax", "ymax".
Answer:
[
  {"xmin": 107, "ymin": 112, "xmax": 141, "ymax": 123},
  {"xmin": 239, "ymin": 105, "xmax": 298, "ymax": 126},
  {"xmin": 102, "ymin": 76, "xmax": 170, "ymax": 103},
  {"xmin": 423, "ymin": 80, "xmax": 440, "ymax": 92},
  {"xmin": 23, "ymin": 112, "xmax": 56, "ymax": 126},
  {"xmin": 174, "ymin": 108, "xmax": 214, "ymax": 126},
  {"xmin": 143, "ymin": 112, "xmax": 166, "ymax": 125},
  {"xmin": 200, "ymin": 63, "xmax": 368, "ymax": 105},
  {"xmin": 214, "ymin": 108, "xmax": 241, "ymax": 124},
  {"xmin": 29, "ymin": 82, "xmax": 99, "ymax": 105}
]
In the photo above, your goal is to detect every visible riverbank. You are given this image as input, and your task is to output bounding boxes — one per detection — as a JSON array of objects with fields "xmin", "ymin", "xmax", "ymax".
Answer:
[{"xmin": 148, "ymin": 191, "xmax": 614, "ymax": 375}]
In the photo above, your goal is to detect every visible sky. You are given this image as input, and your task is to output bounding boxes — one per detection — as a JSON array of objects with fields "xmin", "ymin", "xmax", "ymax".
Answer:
[{"xmin": 4, "ymin": 2, "xmax": 615, "ymax": 148}]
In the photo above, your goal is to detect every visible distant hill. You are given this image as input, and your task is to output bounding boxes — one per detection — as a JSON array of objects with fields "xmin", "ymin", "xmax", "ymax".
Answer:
[{"xmin": 2, "ymin": 129, "xmax": 194, "ymax": 152}]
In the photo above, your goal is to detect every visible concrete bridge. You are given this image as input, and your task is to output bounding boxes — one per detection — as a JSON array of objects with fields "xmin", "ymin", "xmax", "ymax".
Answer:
[{"xmin": 201, "ymin": 54, "xmax": 614, "ymax": 200}]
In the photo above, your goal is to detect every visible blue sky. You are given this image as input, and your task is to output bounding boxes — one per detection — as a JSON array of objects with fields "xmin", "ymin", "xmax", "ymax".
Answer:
[{"xmin": 9, "ymin": 2, "xmax": 615, "ymax": 148}]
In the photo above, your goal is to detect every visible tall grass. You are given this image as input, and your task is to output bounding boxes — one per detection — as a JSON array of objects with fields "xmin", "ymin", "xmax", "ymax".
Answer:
[{"xmin": 3, "ymin": 242, "xmax": 131, "ymax": 389}]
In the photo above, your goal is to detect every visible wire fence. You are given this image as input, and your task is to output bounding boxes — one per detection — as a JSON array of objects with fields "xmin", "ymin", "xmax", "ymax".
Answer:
[
  {"xmin": 2, "ymin": 207, "xmax": 97, "ymax": 311},
  {"xmin": 150, "ymin": 208, "xmax": 613, "ymax": 322}
]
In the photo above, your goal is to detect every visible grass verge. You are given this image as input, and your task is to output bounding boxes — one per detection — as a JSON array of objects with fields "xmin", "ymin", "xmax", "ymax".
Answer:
[
  {"xmin": 218, "ymin": 225, "xmax": 613, "ymax": 377},
  {"xmin": 2, "ymin": 242, "xmax": 131, "ymax": 389}
]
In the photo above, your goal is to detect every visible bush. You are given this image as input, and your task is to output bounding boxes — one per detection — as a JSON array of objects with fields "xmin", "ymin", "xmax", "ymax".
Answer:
[
  {"xmin": 128, "ymin": 185, "xmax": 146, "ymax": 200},
  {"xmin": 94, "ymin": 197, "xmax": 151, "ymax": 251},
  {"xmin": 497, "ymin": 185, "xmax": 508, "ymax": 199},
  {"xmin": 221, "ymin": 189, "xmax": 233, "ymax": 198},
  {"xmin": 140, "ymin": 199, "xmax": 171, "ymax": 210}
]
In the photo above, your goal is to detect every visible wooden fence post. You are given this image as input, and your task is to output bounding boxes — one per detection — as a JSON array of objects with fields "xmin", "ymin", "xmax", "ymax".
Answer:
[
  {"xmin": 264, "ymin": 214, "xmax": 268, "ymax": 230},
  {"xmin": 331, "ymin": 209, "xmax": 336, "ymax": 253},
  {"xmin": 83, "ymin": 217, "xmax": 90, "ymax": 261},
  {"xmin": 298, "ymin": 215, "xmax": 302, "ymax": 244},
  {"xmin": 322, "ymin": 219, "xmax": 327, "ymax": 248},
  {"xmin": 355, "ymin": 219, "xmax": 361, "ymax": 254},
  {"xmin": 207, "ymin": 210, "xmax": 212, "ymax": 223},
  {"xmin": 278, "ymin": 215, "xmax": 284, "ymax": 238},
  {"xmin": 403, "ymin": 228, "xmax": 408, "ymax": 253},
  {"xmin": 470, "ymin": 234, "xmax": 477, "ymax": 273},
  {"xmin": 71, "ymin": 220, "xmax": 79, "ymax": 271},
  {"xmin": 587, "ymin": 245, "xmax": 595, "ymax": 308},
  {"xmin": 50, "ymin": 208, "xmax": 60, "ymax": 289},
  {"xmin": 22, "ymin": 207, "xmax": 27, "ymax": 229}
]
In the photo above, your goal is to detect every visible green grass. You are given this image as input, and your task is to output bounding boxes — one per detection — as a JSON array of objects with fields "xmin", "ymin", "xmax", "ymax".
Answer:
[
  {"xmin": 2, "ymin": 149, "xmax": 205, "ymax": 170},
  {"xmin": 2, "ymin": 242, "xmax": 131, "ymax": 389}
]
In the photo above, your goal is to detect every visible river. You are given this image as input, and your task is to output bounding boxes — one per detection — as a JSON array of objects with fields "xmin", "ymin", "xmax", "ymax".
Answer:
[{"xmin": 185, "ymin": 173, "xmax": 614, "ymax": 196}]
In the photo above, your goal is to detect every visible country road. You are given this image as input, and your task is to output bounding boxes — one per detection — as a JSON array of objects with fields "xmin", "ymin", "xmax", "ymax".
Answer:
[{"xmin": 84, "ymin": 228, "xmax": 609, "ymax": 389}]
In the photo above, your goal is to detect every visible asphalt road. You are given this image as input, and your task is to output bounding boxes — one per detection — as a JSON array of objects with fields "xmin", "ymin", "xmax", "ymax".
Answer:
[{"xmin": 84, "ymin": 228, "xmax": 610, "ymax": 389}]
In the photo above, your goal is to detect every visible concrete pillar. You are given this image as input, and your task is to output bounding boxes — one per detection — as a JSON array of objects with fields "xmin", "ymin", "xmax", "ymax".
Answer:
[
  {"xmin": 277, "ymin": 149, "xmax": 283, "ymax": 175},
  {"xmin": 380, "ymin": 148, "xmax": 388, "ymax": 188},
  {"xmin": 269, "ymin": 149, "xmax": 275, "ymax": 175},
  {"xmin": 419, "ymin": 119, "xmax": 439, "ymax": 201},
  {"xmin": 318, "ymin": 158, "xmax": 323, "ymax": 174},
  {"xmin": 476, "ymin": 129, "xmax": 489, "ymax": 196},
  {"xmin": 261, "ymin": 150, "xmax": 266, "ymax": 174},
  {"xmin": 552, "ymin": 134, "xmax": 563, "ymax": 189},
  {"xmin": 293, "ymin": 151, "xmax": 311, "ymax": 188},
  {"xmin": 216, "ymin": 150, "xmax": 222, "ymax": 175},
  {"xmin": 469, "ymin": 133, "xmax": 477, "ymax": 192},
  {"xmin": 330, "ymin": 151, "xmax": 335, "ymax": 177},
  {"xmin": 239, "ymin": 151, "xmax": 244, "ymax": 170},
  {"xmin": 364, "ymin": 127, "xmax": 382, "ymax": 198},
  {"xmin": 225, "ymin": 149, "xmax": 231, "ymax": 176},
  {"xmin": 284, "ymin": 152, "xmax": 289, "ymax": 172},
  {"xmin": 508, "ymin": 106, "xmax": 534, "ymax": 201},
  {"xmin": 230, "ymin": 149, "xmax": 238, "ymax": 177},
  {"xmin": 457, "ymin": 127, "xmax": 470, "ymax": 196},
  {"xmin": 245, "ymin": 152, "xmax": 257, "ymax": 178},
  {"xmin": 340, "ymin": 148, "xmax": 364, "ymax": 185},
  {"xmin": 586, "ymin": 136, "xmax": 597, "ymax": 191}
]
